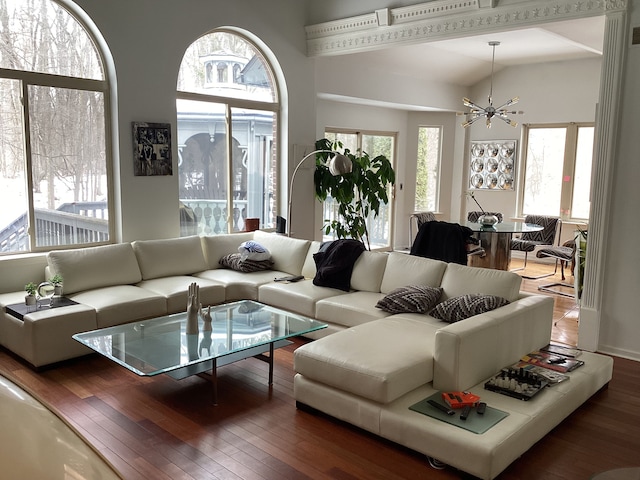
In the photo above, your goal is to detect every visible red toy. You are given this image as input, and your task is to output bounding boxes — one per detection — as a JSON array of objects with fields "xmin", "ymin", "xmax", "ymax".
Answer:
[{"xmin": 442, "ymin": 391, "xmax": 481, "ymax": 409}]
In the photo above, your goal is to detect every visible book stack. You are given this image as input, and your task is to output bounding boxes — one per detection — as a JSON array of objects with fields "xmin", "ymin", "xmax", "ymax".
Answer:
[{"xmin": 520, "ymin": 344, "xmax": 584, "ymax": 373}]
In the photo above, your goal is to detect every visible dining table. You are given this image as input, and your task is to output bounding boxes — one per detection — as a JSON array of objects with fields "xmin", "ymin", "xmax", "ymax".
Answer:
[{"xmin": 465, "ymin": 221, "xmax": 543, "ymax": 271}]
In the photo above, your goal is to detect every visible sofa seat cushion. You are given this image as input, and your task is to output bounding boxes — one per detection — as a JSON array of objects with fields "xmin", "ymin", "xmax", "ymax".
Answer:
[
  {"xmin": 294, "ymin": 317, "xmax": 437, "ymax": 404},
  {"xmin": 259, "ymin": 280, "xmax": 347, "ymax": 318},
  {"xmin": 136, "ymin": 276, "xmax": 225, "ymax": 314},
  {"xmin": 315, "ymin": 291, "xmax": 391, "ymax": 328},
  {"xmin": 69, "ymin": 285, "xmax": 166, "ymax": 328},
  {"xmin": 194, "ymin": 269, "xmax": 285, "ymax": 301}
]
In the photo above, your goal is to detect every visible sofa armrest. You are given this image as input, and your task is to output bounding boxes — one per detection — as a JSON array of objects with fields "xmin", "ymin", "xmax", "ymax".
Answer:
[{"xmin": 432, "ymin": 293, "xmax": 554, "ymax": 392}]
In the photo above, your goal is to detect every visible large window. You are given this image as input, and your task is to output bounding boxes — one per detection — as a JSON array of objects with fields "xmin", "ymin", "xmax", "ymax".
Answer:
[
  {"xmin": 520, "ymin": 123, "xmax": 594, "ymax": 221},
  {"xmin": 414, "ymin": 126, "xmax": 442, "ymax": 212},
  {"xmin": 177, "ymin": 30, "xmax": 279, "ymax": 235},
  {"xmin": 324, "ymin": 129, "xmax": 396, "ymax": 249},
  {"xmin": 0, "ymin": 0, "xmax": 111, "ymax": 254}
]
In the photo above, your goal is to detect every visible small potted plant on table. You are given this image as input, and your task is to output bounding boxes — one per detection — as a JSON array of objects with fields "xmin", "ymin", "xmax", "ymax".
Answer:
[{"xmin": 25, "ymin": 282, "xmax": 37, "ymax": 307}]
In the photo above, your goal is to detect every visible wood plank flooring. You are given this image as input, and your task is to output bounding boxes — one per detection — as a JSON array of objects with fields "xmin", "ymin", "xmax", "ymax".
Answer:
[{"xmin": 0, "ymin": 260, "xmax": 635, "ymax": 479}]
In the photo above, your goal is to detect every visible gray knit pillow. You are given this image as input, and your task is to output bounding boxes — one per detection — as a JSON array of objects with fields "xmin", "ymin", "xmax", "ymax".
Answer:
[
  {"xmin": 376, "ymin": 285, "xmax": 443, "ymax": 314},
  {"xmin": 219, "ymin": 253, "xmax": 274, "ymax": 273},
  {"xmin": 430, "ymin": 294, "xmax": 509, "ymax": 323}
]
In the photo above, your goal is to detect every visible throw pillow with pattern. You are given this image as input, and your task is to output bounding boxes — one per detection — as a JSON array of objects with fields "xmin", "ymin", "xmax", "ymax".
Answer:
[
  {"xmin": 430, "ymin": 294, "xmax": 509, "ymax": 323},
  {"xmin": 238, "ymin": 240, "xmax": 271, "ymax": 261},
  {"xmin": 376, "ymin": 285, "xmax": 443, "ymax": 314}
]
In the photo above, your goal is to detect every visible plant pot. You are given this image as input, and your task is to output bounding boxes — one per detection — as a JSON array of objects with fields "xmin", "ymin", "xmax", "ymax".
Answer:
[{"xmin": 25, "ymin": 295, "xmax": 36, "ymax": 306}]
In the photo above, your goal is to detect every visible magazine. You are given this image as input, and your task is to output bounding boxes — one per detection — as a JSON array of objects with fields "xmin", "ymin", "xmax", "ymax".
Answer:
[
  {"xmin": 540, "ymin": 344, "xmax": 582, "ymax": 358},
  {"xmin": 520, "ymin": 350, "xmax": 585, "ymax": 373},
  {"xmin": 510, "ymin": 361, "xmax": 570, "ymax": 385}
]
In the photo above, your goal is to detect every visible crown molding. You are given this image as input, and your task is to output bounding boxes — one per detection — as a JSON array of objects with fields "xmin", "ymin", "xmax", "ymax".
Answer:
[{"xmin": 306, "ymin": 0, "xmax": 627, "ymax": 56}]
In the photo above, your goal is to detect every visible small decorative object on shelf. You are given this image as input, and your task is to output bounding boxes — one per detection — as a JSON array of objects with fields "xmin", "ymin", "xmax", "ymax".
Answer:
[
  {"xmin": 37, "ymin": 282, "xmax": 55, "ymax": 308},
  {"xmin": 49, "ymin": 274, "xmax": 64, "ymax": 304},
  {"xmin": 186, "ymin": 282, "xmax": 200, "ymax": 335},
  {"xmin": 24, "ymin": 282, "xmax": 37, "ymax": 307}
]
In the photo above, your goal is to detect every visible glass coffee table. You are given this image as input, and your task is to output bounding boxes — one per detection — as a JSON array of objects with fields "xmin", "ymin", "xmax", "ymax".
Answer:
[{"xmin": 73, "ymin": 300, "xmax": 327, "ymax": 404}]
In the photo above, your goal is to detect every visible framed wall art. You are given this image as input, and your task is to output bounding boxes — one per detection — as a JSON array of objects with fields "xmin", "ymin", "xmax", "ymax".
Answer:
[
  {"xmin": 132, "ymin": 122, "xmax": 172, "ymax": 176},
  {"xmin": 469, "ymin": 140, "xmax": 516, "ymax": 190}
]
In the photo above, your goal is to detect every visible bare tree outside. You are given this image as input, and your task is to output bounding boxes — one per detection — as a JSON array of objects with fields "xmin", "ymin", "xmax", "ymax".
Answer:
[{"xmin": 0, "ymin": 0, "xmax": 110, "ymax": 252}]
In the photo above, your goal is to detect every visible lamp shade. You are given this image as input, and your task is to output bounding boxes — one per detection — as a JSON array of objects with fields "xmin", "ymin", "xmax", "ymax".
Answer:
[{"xmin": 327, "ymin": 153, "xmax": 352, "ymax": 176}]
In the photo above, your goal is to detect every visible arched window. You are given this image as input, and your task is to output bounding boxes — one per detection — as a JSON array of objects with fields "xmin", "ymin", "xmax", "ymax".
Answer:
[
  {"xmin": 177, "ymin": 29, "xmax": 280, "ymax": 235},
  {"xmin": 0, "ymin": 0, "xmax": 112, "ymax": 254}
]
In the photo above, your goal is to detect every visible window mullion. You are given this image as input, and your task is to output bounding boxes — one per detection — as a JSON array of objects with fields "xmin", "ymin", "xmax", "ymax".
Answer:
[
  {"xmin": 560, "ymin": 125, "xmax": 578, "ymax": 219},
  {"xmin": 21, "ymin": 81, "xmax": 36, "ymax": 251}
]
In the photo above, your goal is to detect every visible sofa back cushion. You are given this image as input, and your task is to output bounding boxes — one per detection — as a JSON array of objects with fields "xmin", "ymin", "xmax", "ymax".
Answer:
[
  {"xmin": 380, "ymin": 253, "xmax": 447, "ymax": 294},
  {"xmin": 201, "ymin": 232, "xmax": 255, "ymax": 270},
  {"xmin": 301, "ymin": 241, "xmax": 322, "ymax": 278},
  {"xmin": 253, "ymin": 230, "xmax": 310, "ymax": 276},
  {"xmin": 47, "ymin": 243, "xmax": 142, "ymax": 294},
  {"xmin": 132, "ymin": 236, "xmax": 206, "ymax": 280},
  {"xmin": 351, "ymin": 251, "xmax": 388, "ymax": 292},
  {"xmin": 439, "ymin": 263, "xmax": 522, "ymax": 302}
]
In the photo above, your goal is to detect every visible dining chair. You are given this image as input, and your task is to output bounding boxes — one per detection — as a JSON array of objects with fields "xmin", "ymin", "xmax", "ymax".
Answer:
[
  {"xmin": 535, "ymin": 240, "xmax": 576, "ymax": 298},
  {"xmin": 410, "ymin": 220, "xmax": 474, "ymax": 265},
  {"xmin": 510, "ymin": 215, "xmax": 561, "ymax": 279},
  {"xmin": 409, "ymin": 211, "xmax": 437, "ymax": 245}
]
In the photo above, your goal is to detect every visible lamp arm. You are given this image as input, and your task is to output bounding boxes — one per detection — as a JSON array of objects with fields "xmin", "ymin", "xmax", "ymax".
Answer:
[{"xmin": 287, "ymin": 149, "xmax": 336, "ymax": 237}]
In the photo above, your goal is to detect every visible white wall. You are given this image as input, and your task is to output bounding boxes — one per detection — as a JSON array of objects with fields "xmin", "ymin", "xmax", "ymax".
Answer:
[{"xmin": 72, "ymin": 0, "xmax": 314, "ymax": 242}]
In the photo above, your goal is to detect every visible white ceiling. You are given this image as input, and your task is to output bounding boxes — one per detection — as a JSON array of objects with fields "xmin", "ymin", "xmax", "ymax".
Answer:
[{"xmin": 336, "ymin": 16, "xmax": 605, "ymax": 88}]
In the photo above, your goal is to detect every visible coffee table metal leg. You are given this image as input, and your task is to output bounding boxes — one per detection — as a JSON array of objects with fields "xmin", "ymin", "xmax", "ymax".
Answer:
[
  {"xmin": 268, "ymin": 342, "xmax": 274, "ymax": 385},
  {"xmin": 211, "ymin": 358, "xmax": 218, "ymax": 405}
]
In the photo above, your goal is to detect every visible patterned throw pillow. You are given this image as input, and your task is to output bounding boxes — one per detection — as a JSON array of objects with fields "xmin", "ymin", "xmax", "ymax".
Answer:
[
  {"xmin": 376, "ymin": 285, "xmax": 443, "ymax": 314},
  {"xmin": 430, "ymin": 294, "xmax": 509, "ymax": 323},
  {"xmin": 238, "ymin": 241, "xmax": 271, "ymax": 261},
  {"xmin": 219, "ymin": 253, "xmax": 274, "ymax": 273}
]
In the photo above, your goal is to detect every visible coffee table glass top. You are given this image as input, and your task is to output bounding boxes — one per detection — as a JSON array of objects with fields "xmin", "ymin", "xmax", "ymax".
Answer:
[{"xmin": 73, "ymin": 300, "xmax": 326, "ymax": 376}]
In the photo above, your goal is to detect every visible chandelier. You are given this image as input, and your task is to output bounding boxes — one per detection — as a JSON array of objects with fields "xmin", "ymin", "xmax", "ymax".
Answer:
[{"xmin": 461, "ymin": 41, "xmax": 522, "ymax": 128}]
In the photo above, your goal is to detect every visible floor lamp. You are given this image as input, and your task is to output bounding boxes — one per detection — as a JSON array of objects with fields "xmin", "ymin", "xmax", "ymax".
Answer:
[{"xmin": 287, "ymin": 150, "xmax": 352, "ymax": 237}]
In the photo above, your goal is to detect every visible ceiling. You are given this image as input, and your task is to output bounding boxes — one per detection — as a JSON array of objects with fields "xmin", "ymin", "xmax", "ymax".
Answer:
[{"xmin": 334, "ymin": 16, "xmax": 605, "ymax": 88}]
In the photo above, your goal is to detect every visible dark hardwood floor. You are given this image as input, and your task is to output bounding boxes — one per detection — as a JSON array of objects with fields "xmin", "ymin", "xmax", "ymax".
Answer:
[{"xmin": 0, "ymin": 260, "xmax": 636, "ymax": 479}]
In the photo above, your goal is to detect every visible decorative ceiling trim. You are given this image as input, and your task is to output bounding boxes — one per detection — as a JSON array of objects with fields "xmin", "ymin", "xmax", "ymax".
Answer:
[{"xmin": 306, "ymin": 0, "xmax": 627, "ymax": 57}]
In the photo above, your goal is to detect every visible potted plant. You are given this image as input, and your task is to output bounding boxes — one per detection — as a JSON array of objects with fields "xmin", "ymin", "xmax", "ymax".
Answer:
[
  {"xmin": 25, "ymin": 282, "xmax": 37, "ymax": 306},
  {"xmin": 314, "ymin": 138, "xmax": 395, "ymax": 250},
  {"xmin": 49, "ymin": 274, "xmax": 64, "ymax": 296}
]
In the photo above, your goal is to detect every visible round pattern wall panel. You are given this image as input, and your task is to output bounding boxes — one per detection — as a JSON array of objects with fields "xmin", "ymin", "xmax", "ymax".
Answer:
[{"xmin": 469, "ymin": 140, "xmax": 516, "ymax": 190}]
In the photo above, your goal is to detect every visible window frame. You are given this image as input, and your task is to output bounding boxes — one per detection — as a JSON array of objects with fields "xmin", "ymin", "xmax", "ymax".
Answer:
[
  {"xmin": 323, "ymin": 127, "xmax": 397, "ymax": 250},
  {"xmin": 518, "ymin": 122, "xmax": 594, "ymax": 222},
  {"xmin": 176, "ymin": 28, "xmax": 281, "ymax": 235},
  {"xmin": 0, "ymin": 0, "xmax": 114, "ymax": 255},
  {"xmin": 414, "ymin": 125, "xmax": 443, "ymax": 213}
]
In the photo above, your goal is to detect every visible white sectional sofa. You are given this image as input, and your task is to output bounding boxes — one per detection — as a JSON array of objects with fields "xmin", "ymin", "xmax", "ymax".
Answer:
[{"xmin": 0, "ymin": 232, "xmax": 613, "ymax": 479}]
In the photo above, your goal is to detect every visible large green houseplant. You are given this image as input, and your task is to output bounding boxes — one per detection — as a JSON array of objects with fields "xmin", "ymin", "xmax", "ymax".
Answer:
[{"xmin": 313, "ymin": 138, "xmax": 395, "ymax": 250}]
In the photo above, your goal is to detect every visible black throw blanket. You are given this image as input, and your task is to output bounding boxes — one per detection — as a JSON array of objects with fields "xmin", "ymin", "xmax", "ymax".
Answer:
[
  {"xmin": 313, "ymin": 239, "xmax": 365, "ymax": 291},
  {"xmin": 410, "ymin": 221, "xmax": 473, "ymax": 265}
]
